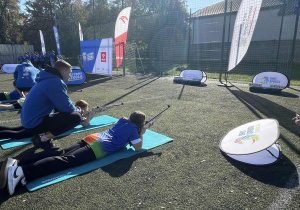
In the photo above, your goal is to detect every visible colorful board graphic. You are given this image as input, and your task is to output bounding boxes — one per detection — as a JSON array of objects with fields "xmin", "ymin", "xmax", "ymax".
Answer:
[{"xmin": 80, "ymin": 38, "xmax": 113, "ymax": 76}]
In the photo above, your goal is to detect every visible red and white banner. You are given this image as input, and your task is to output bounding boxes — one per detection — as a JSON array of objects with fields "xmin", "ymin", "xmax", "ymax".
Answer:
[
  {"xmin": 79, "ymin": 22, "xmax": 83, "ymax": 41},
  {"xmin": 228, "ymin": 0, "xmax": 262, "ymax": 71},
  {"xmin": 114, "ymin": 7, "xmax": 131, "ymax": 68}
]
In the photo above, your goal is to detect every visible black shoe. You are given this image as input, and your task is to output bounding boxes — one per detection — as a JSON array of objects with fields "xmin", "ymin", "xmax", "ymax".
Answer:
[
  {"xmin": 41, "ymin": 139, "xmax": 60, "ymax": 150},
  {"xmin": 31, "ymin": 134, "xmax": 42, "ymax": 148}
]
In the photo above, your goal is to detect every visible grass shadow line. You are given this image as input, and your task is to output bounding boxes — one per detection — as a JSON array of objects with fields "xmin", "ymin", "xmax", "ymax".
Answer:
[
  {"xmin": 221, "ymin": 151, "xmax": 299, "ymax": 188},
  {"xmin": 103, "ymin": 77, "xmax": 161, "ymax": 106},
  {"xmin": 101, "ymin": 151, "xmax": 162, "ymax": 177}
]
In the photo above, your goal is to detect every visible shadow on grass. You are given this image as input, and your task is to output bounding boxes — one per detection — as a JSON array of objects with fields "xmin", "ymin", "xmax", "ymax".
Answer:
[
  {"xmin": 227, "ymin": 87, "xmax": 300, "ymax": 157},
  {"xmin": 249, "ymin": 88, "xmax": 299, "ymax": 98},
  {"xmin": 288, "ymin": 87, "xmax": 300, "ymax": 93},
  {"xmin": 178, "ymin": 85, "xmax": 185, "ymax": 100},
  {"xmin": 67, "ymin": 73, "xmax": 123, "ymax": 93},
  {"xmin": 103, "ymin": 77, "xmax": 161, "ymax": 106},
  {"xmin": 221, "ymin": 151, "xmax": 299, "ymax": 188},
  {"xmin": 125, "ymin": 75, "xmax": 156, "ymax": 90},
  {"xmin": 101, "ymin": 151, "xmax": 162, "ymax": 177}
]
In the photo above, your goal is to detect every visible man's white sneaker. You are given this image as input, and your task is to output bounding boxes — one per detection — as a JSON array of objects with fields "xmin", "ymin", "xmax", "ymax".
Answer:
[
  {"xmin": 0, "ymin": 158, "xmax": 18, "ymax": 189},
  {"xmin": 7, "ymin": 166, "xmax": 24, "ymax": 196}
]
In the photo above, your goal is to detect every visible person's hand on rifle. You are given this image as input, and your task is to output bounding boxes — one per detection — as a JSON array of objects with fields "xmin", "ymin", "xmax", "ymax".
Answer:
[{"xmin": 80, "ymin": 110, "xmax": 96, "ymax": 128}]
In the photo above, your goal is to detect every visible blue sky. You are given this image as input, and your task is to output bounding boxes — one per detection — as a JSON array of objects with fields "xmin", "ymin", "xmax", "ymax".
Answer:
[{"xmin": 20, "ymin": 0, "xmax": 223, "ymax": 13}]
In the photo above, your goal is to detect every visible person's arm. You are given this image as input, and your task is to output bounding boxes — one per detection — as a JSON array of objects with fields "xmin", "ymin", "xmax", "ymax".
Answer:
[
  {"xmin": 131, "ymin": 127, "xmax": 147, "ymax": 152},
  {"xmin": 80, "ymin": 110, "xmax": 96, "ymax": 128},
  {"xmin": 47, "ymin": 80, "xmax": 78, "ymax": 113}
]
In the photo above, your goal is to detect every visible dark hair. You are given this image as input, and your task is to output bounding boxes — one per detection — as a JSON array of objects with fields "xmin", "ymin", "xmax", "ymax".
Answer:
[{"xmin": 129, "ymin": 111, "xmax": 146, "ymax": 135}]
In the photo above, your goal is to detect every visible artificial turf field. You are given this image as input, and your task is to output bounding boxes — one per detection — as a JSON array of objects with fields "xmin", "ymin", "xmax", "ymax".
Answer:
[{"xmin": 0, "ymin": 72, "xmax": 299, "ymax": 210}]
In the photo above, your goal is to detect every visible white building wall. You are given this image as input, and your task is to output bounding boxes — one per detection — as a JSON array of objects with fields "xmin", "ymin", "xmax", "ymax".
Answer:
[{"xmin": 192, "ymin": 8, "xmax": 299, "ymax": 44}]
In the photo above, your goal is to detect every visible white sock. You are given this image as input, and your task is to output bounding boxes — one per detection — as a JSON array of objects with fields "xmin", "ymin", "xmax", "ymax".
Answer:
[{"xmin": 40, "ymin": 134, "xmax": 50, "ymax": 142}]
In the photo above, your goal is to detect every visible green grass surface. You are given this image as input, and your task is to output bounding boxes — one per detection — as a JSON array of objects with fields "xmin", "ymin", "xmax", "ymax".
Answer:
[{"xmin": 0, "ymin": 72, "xmax": 299, "ymax": 209}]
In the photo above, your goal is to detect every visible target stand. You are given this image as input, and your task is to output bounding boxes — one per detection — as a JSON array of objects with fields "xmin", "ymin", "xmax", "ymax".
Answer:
[
  {"xmin": 173, "ymin": 70, "xmax": 207, "ymax": 86},
  {"xmin": 219, "ymin": 119, "xmax": 281, "ymax": 166},
  {"xmin": 249, "ymin": 72, "xmax": 289, "ymax": 94}
]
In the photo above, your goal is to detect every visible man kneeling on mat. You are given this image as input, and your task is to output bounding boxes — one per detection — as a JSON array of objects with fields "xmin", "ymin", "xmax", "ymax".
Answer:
[
  {"xmin": 0, "ymin": 100, "xmax": 91, "ymax": 141},
  {"xmin": 0, "ymin": 111, "xmax": 150, "ymax": 196},
  {"xmin": 21, "ymin": 60, "xmax": 87, "ymax": 150}
]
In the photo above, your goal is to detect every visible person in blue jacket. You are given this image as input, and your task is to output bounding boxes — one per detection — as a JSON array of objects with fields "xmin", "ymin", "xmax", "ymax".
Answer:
[
  {"xmin": 24, "ymin": 52, "xmax": 31, "ymax": 61},
  {"xmin": 13, "ymin": 60, "xmax": 39, "ymax": 95},
  {"xmin": 30, "ymin": 52, "xmax": 36, "ymax": 64},
  {"xmin": 38, "ymin": 52, "xmax": 45, "ymax": 69},
  {"xmin": 18, "ymin": 54, "xmax": 24, "ymax": 63},
  {"xmin": 21, "ymin": 60, "xmax": 82, "ymax": 150},
  {"xmin": 48, "ymin": 50, "xmax": 56, "ymax": 67}
]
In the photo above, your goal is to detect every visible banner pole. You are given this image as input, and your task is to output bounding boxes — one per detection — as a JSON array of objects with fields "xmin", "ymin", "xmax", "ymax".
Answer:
[
  {"xmin": 276, "ymin": 1, "xmax": 286, "ymax": 72},
  {"xmin": 288, "ymin": 0, "xmax": 300, "ymax": 79},
  {"xmin": 123, "ymin": 42, "xmax": 125, "ymax": 76},
  {"xmin": 225, "ymin": 2, "xmax": 233, "ymax": 84},
  {"xmin": 218, "ymin": 0, "xmax": 233, "ymax": 87},
  {"xmin": 219, "ymin": 0, "xmax": 228, "ymax": 84}
]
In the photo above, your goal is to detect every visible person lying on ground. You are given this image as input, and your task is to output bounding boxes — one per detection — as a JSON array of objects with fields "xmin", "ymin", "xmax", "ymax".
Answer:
[
  {"xmin": 0, "ymin": 90, "xmax": 23, "ymax": 102},
  {"xmin": 0, "ymin": 100, "xmax": 92, "ymax": 141},
  {"xmin": 0, "ymin": 98, "xmax": 25, "ymax": 110},
  {"xmin": 0, "ymin": 111, "xmax": 150, "ymax": 196}
]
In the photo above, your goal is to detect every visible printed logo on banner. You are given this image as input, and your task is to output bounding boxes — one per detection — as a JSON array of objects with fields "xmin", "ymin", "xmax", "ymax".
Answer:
[
  {"xmin": 235, "ymin": 124, "xmax": 260, "ymax": 144},
  {"xmin": 68, "ymin": 72, "xmax": 84, "ymax": 81},
  {"xmin": 119, "ymin": 16, "xmax": 129, "ymax": 23},
  {"xmin": 101, "ymin": 52, "xmax": 106, "ymax": 62},
  {"xmin": 82, "ymin": 52, "xmax": 87, "ymax": 61},
  {"xmin": 260, "ymin": 77, "xmax": 269, "ymax": 84},
  {"xmin": 87, "ymin": 52, "xmax": 94, "ymax": 61},
  {"xmin": 259, "ymin": 77, "xmax": 281, "ymax": 86}
]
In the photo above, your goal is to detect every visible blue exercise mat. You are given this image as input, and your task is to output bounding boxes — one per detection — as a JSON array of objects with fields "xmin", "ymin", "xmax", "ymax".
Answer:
[
  {"xmin": 0, "ymin": 115, "xmax": 118, "ymax": 149},
  {"xmin": 0, "ymin": 109, "xmax": 21, "ymax": 113},
  {"xmin": 26, "ymin": 129, "xmax": 172, "ymax": 191},
  {"xmin": 0, "ymin": 99, "xmax": 18, "ymax": 104}
]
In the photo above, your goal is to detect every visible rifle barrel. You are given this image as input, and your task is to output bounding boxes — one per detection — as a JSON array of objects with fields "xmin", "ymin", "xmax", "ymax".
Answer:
[{"xmin": 147, "ymin": 105, "xmax": 170, "ymax": 123}]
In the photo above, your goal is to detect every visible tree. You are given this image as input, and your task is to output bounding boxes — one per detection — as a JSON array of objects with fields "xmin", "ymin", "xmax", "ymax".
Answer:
[{"xmin": 0, "ymin": 0, "xmax": 24, "ymax": 43}]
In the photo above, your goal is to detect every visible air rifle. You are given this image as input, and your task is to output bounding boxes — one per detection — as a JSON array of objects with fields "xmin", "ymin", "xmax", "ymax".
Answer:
[
  {"xmin": 82, "ymin": 102, "xmax": 124, "ymax": 117},
  {"xmin": 143, "ymin": 105, "xmax": 170, "ymax": 129}
]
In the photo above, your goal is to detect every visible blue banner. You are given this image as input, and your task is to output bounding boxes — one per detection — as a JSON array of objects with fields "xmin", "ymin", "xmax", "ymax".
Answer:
[
  {"xmin": 39, "ymin": 30, "xmax": 46, "ymax": 56},
  {"xmin": 53, "ymin": 26, "xmax": 61, "ymax": 56},
  {"xmin": 65, "ymin": 68, "xmax": 86, "ymax": 85},
  {"xmin": 80, "ymin": 38, "xmax": 112, "ymax": 75}
]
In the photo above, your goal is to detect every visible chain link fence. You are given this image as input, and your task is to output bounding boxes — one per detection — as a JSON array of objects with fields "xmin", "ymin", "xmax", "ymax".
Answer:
[{"xmin": 57, "ymin": 0, "xmax": 300, "ymax": 80}]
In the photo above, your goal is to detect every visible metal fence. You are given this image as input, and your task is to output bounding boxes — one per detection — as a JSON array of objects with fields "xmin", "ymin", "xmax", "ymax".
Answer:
[
  {"xmin": 58, "ymin": 0, "xmax": 300, "ymax": 80},
  {"xmin": 0, "ymin": 44, "xmax": 34, "ymax": 64}
]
